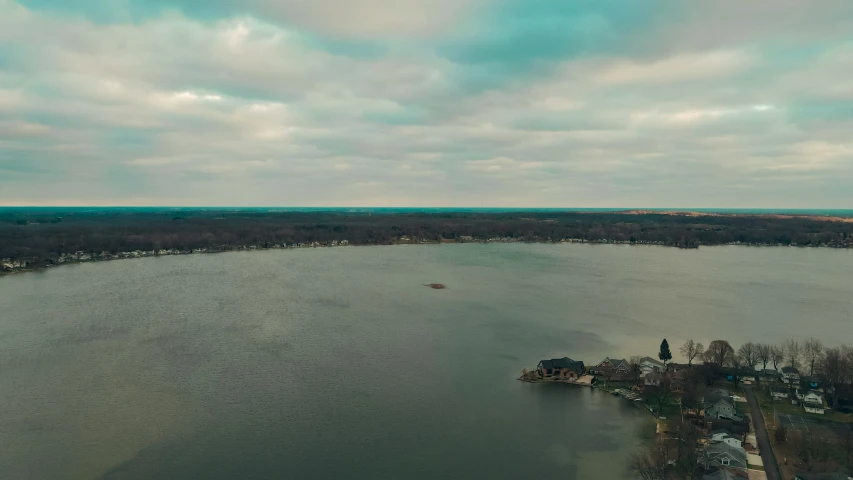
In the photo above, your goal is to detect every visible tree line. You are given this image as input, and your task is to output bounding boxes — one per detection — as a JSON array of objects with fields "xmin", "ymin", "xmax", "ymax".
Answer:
[
  {"xmin": 3, "ymin": 209, "xmax": 853, "ymax": 267},
  {"xmin": 679, "ymin": 337, "xmax": 853, "ymax": 408}
]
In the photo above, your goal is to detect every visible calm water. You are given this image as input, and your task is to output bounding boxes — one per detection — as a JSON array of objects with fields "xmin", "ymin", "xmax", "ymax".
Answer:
[{"xmin": 1, "ymin": 244, "xmax": 852, "ymax": 479}]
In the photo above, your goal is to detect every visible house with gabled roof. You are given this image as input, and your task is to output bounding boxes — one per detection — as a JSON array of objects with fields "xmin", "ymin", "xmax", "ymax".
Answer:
[
  {"xmin": 700, "ymin": 442, "xmax": 748, "ymax": 471},
  {"xmin": 536, "ymin": 357, "xmax": 585, "ymax": 379},
  {"xmin": 703, "ymin": 470, "xmax": 744, "ymax": 480},
  {"xmin": 704, "ymin": 393, "xmax": 743, "ymax": 423},
  {"xmin": 591, "ymin": 357, "xmax": 630, "ymax": 376}
]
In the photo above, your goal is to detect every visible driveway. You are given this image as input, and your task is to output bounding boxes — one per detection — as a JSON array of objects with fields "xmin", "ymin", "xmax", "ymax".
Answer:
[{"xmin": 744, "ymin": 386, "xmax": 782, "ymax": 480}]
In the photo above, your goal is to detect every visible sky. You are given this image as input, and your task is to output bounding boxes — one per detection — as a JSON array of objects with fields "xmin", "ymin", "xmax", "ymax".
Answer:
[{"xmin": 1, "ymin": 0, "xmax": 852, "ymax": 207}]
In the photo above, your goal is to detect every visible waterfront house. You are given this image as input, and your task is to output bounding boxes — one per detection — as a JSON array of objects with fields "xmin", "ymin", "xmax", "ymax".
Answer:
[
  {"xmin": 700, "ymin": 442, "xmax": 748, "ymax": 471},
  {"xmin": 782, "ymin": 366, "xmax": 800, "ymax": 383},
  {"xmin": 771, "ymin": 386, "xmax": 790, "ymax": 399},
  {"xmin": 536, "ymin": 358, "xmax": 585, "ymax": 379},
  {"xmin": 591, "ymin": 357, "xmax": 630, "ymax": 376},
  {"xmin": 639, "ymin": 357, "xmax": 665, "ymax": 376}
]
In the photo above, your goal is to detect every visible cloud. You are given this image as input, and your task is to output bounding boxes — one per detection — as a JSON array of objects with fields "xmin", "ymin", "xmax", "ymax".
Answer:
[{"xmin": 1, "ymin": 0, "xmax": 853, "ymax": 207}]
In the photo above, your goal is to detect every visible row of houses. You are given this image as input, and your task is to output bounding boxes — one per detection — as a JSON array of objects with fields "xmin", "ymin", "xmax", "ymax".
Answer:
[{"xmin": 534, "ymin": 355, "xmax": 667, "ymax": 381}]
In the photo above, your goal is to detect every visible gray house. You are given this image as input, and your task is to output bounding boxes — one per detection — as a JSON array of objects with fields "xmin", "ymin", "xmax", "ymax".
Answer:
[
  {"xmin": 704, "ymin": 394, "xmax": 743, "ymax": 423},
  {"xmin": 700, "ymin": 442, "xmax": 748, "ymax": 471},
  {"xmin": 703, "ymin": 470, "xmax": 742, "ymax": 480}
]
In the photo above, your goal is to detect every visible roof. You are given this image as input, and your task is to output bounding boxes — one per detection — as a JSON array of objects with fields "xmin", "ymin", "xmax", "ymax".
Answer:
[
  {"xmin": 703, "ymin": 470, "xmax": 742, "ymax": 480},
  {"xmin": 711, "ymin": 429, "xmax": 733, "ymax": 437},
  {"xmin": 640, "ymin": 356, "xmax": 665, "ymax": 367},
  {"xmin": 602, "ymin": 357, "xmax": 629, "ymax": 367},
  {"xmin": 539, "ymin": 357, "xmax": 585, "ymax": 372},
  {"xmin": 782, "ymin": 366, "xmax": 800, "ymax": 374},
  {"xmin": 704, "ymin": 442, "xmax": 747, "ymax": 466}
]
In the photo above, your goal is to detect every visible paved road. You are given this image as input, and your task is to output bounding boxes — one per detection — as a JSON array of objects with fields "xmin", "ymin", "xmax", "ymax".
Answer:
[{"xmin": 744, "ymin": 386, "xmax": 783, "ymax": 480}]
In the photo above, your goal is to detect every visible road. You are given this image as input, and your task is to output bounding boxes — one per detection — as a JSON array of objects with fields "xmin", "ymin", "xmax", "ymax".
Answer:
[{"xmin": 744, "ymin": 386, "xmax": 783, "ymax": 480}]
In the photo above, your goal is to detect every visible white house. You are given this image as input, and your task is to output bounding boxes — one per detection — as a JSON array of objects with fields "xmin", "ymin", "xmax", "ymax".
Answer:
[
  {"xmin": 771, "ymin": 386, "xmax": 790, "ymax": 399},
  {"xmin": 803, "ymin": 392, "xmax": 825, "ymax": 414},
  {"xmin": 639, "ymin": 357, "xmax": 665, "ymax": 376},
  {"xmin": 782, "ymin": 366, "xmax": 800, "ymax": 383}
]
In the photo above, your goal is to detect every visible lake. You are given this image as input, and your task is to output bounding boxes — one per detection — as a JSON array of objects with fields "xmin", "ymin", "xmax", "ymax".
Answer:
[{"xmin": 1, "ymin": 243, "xmax": 851, "ymax": 479}]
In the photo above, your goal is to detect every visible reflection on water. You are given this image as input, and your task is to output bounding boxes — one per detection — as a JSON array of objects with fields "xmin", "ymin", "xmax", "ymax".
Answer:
[{"xmin": 1, "ymin": 244, "xmax": 851, "ymax": 478}]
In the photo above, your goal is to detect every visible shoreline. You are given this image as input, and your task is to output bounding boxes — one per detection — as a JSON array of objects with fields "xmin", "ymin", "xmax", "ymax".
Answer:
[{"xmin": 2, "ymin": 238, "xmax": 851, "ymax": 277}]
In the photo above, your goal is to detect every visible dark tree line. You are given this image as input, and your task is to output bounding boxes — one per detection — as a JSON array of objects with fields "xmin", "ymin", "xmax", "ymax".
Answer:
[{"xmin": 2, "ymin": 209, "xmax": 853, "ymax": 267}]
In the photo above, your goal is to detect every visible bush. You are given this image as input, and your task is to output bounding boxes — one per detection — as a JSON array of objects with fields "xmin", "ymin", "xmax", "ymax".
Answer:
[{"xmin": 775, "ymin": 425, "xmax": 788, "ymax": 443}]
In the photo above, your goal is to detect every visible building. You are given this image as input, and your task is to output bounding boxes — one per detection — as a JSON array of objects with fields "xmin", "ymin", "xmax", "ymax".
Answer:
[
  {"xmin": 710, "ymin": 430, "xmax": 743, "ymax": 449},
  {"xmin": 703, "ymin": 470, "xmax": 744, "ymax": 480},
  {"xmin": 536, "ymin": 357, "xmax": 586, "ymax": 379},
  {"xmin": 782, "ymin": 366, "xmax": 801, "ymax": 383},
  {"xmin": 802, "ymin": 391, "xmax": 825, "ymax": 414},
  {"xmin": 704, "ymin": 393, "xmax": 743, "ymax": 423},
  {"xmin": 771, "ymin": 385, "xmax": 790, "ymax": 399},
  {"xmin": 644, "ymin": 372, "xmax": 662, "ymax": 387},
  {"xmin": 591, "ymin": 357, "xmax": 630, "ymax": 375},
  {"xmin": 639, "ymin": 356, "xmax": 666, "ymax": 376},
  {"xmin": 700, "ymin": 442, "xmax": 748, "ymax": 471}
]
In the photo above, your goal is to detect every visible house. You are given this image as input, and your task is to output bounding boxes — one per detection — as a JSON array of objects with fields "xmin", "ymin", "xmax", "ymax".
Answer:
[
  {"xmin": 794, "ymin": 473, "xmax": 853, "ymax": 480},
  {"xmin": 591, "ymin": 357, "xmax": 630, "ymax": 376},
  {"xmin": 700, "ymin": 442, "xmax": 748, "ymax": 471},
  {"xmin": 705, "ymin": 394, "xmax": 743, "ymax": 423},
  {"xmin": 782, "ymin": 366, "xmax": 801, "ymax": 383},
  {"xmin": 771, "ymin": 386, "xmax": 790, "ymax": 399},
  {"xmin": 703, "ymin": 470, "xmax": 745, "ymax": 480},
  {"xmin": 639, "ymin": 357, "xmax": 666, "ymax": 376},
  {"xmin": 710, "ymin": 430, "xmax": 743, "ymax": 449},
  {"xmin": 644, "ymin": 372, "xmax": 662, "ymax": 387},
  {"xmin": 536, "ymin": 357, "xmax": 586, "ymax": 379},
  {"xmin": 802, "ymin": 391, "xmax": 825, "ymax": 414}
]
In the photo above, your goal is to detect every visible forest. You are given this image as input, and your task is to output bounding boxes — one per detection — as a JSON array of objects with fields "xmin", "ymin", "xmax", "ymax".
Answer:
[{"xmin": 2, "ymin": 208, "xmax": 853, "ymax": 271}]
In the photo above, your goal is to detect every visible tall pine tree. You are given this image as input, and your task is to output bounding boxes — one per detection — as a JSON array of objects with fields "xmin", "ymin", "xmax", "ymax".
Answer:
[{"xmin": 659, "ymin": 338, "xmax": 672, "ymax": 367}]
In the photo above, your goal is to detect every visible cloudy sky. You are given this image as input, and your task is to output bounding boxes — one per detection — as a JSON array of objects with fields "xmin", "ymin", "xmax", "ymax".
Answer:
[{"xmin": 1, "ymin": 0, "xmax": 852, "ymax": 207}]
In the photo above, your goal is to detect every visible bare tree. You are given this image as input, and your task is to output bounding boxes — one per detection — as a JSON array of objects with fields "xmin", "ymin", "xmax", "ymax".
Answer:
[
  {"xmin": 802, "ymin": 338, "xmax": 824, "ymax": 377},
  {"xmin": 629, "ymin": 443, "xmax": 669, "ymax": 480},
  {"xmin": 820, "ymin": 346, "xmax": 851, "ymax": 408},
  {"xmin": 783, "ymin": 339, "xmax": 801, "ymax": 369},
  {"xmin": 738, "ymin": 342, "xmax": 760, "ymax": 373},
  {"xmin": 792, "ymin": 432, "xmax": 833, "ymax": 472},
  {"xmin": 704, "ymin": 340, "xmax": 734, "ymax": 368},
  {"xmin": 757, "ymin": 343, "xmax": 771, "ymax": 370},
  {"xmin": 771, "ymin": 345, "xmax": 784, "ymax": 370},
  {"xmin": 676, "ymin": 420, "xmax": 700, "ymax": 474},
  {"xmin": 680, "ymin": 339, "xmax": 703, "ymax": 367}
]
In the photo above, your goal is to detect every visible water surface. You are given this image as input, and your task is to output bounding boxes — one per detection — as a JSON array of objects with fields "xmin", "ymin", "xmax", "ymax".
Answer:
[{"xmin": 2, "ymin": 244, "xmax": 851, "ymax": 479}]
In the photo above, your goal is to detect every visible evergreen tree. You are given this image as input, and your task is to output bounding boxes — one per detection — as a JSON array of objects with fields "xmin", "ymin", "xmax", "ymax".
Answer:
[{"xmin": 659, "ymin": 339, "xmax": 672, "ymax": 367}]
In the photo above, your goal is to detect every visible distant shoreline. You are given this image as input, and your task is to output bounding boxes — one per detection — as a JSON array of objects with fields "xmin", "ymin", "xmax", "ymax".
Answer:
[
  {"xmin": 2, "ymin": 239, "xmax": 851, "ymax": 277},
  {"xmin": 4, "ymin": 209, "xmax": 852, "ymax": 276}
]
